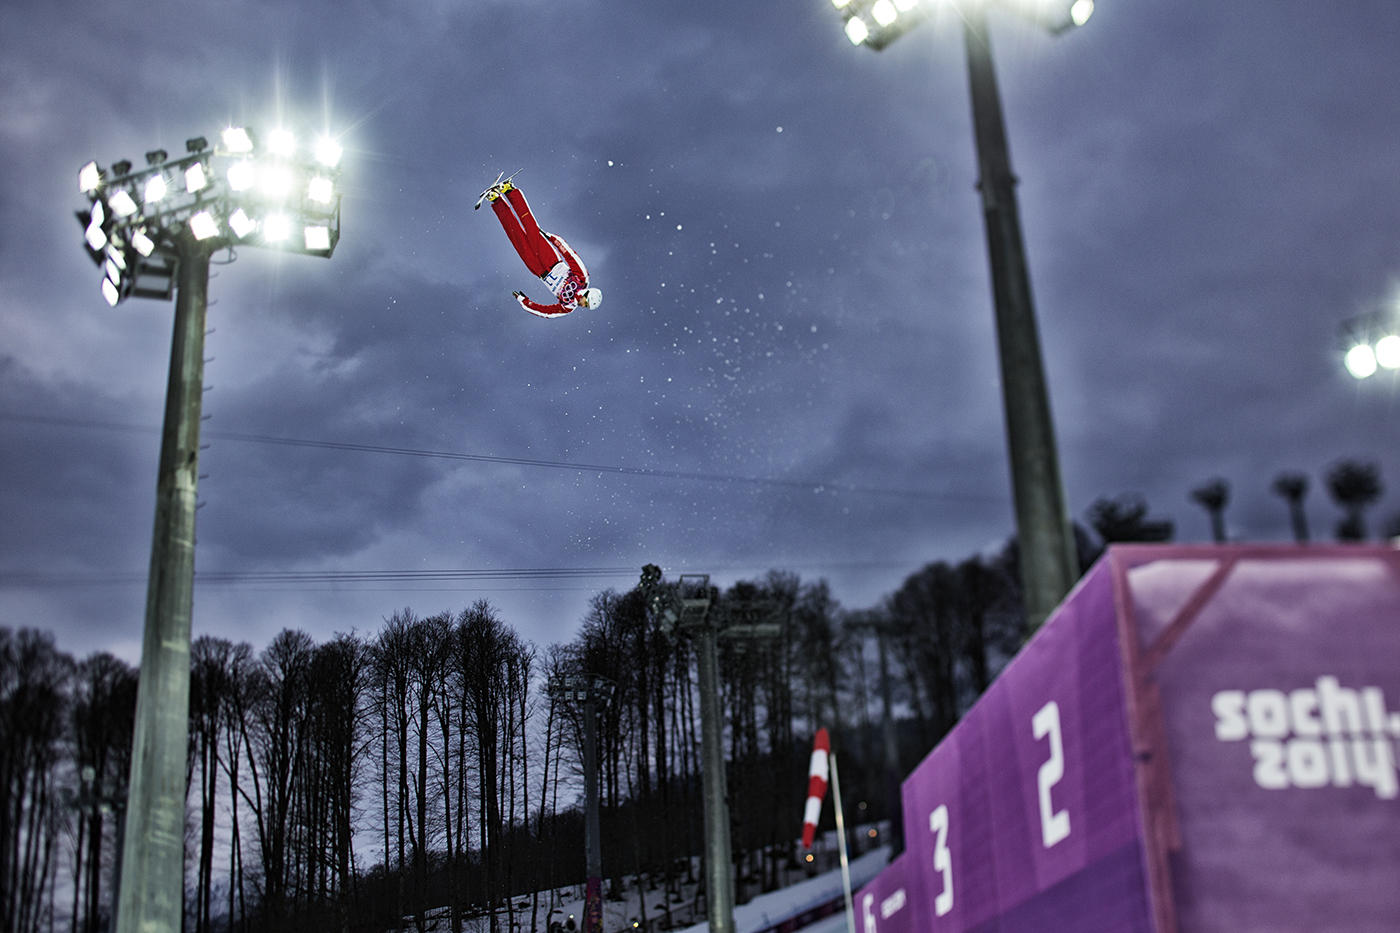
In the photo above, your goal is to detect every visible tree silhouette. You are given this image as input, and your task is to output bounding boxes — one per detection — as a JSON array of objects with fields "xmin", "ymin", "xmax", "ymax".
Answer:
[
  {"xmin": 1271, "ymin": 472, "xmax": 1311, "ymax": 543},
  {"xmin": 1086, "ymin": 495, "xmax": 1174, "ymax": 545},
  {"xmin": 1190, "ymin": 478, "xmax": 1231, "ymax": 543},
  {"xmin": 1325, "ymin": 459, "xmax": 1384, "ymax": 541}
]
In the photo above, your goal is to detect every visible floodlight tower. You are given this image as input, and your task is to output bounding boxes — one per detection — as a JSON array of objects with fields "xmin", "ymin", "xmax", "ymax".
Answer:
[
  {"xmin": 830, "ymin": 0, "xmax": 1093, "ymax": 631},
  {"xmin": 640, "ymin": 567, "xmax": 781, "ymax": 933},
  {"xmin": 76, "ymin": 123, "xmax": 344, "ymax": 933},
  {"xmin": 554, "ymin": 672, "xmax": 616, "ymax": 933}
]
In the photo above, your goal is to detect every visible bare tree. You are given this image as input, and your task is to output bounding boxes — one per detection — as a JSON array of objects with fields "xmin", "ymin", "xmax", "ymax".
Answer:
[
  {"xmin": 1271, "ymin": 472, "xmax": 1311, "ymax": 543},
  {"xmin": 69, "ymin": 651, "xmax": 136, "ymax": 933},
  {"xmin": 1326, "ymin": 459, "xmax": 1384, "ymax": 541},
  {"xmin": 0, "ymin": 628, "xmax": 72, "ymax": 933},
  {"xmin": 1190, "ymin": 478, "xmax": 1231, "ymax": 543}
]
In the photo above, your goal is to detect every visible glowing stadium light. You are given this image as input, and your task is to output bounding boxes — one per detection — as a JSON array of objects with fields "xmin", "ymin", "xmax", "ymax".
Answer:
[
  {"xmin": 1376, "ymin": 334, "xmax": 1400, "ymax": 370},
  {"xmin": 226, "ymin": 160, "xmax": 256, "ymax": 191},
  {"xmin": 185, "ymin": 162, "xmax": 209, "ymax": 193},
  {"xmin": 263, "ymin": 213, "xmax": 292, "ymax": 242},
  {"xmin": 221, "ymin": 126, "xmax": 254, "ymax": 153},
  {"xmin": 260, "ymin": 164, "xmax": 294, "ymax": 200},
  {"xmin": 101, "ymin": 277, "xmax": 120, "ymax": 306},
  {"xmin": 307, "ymin": 175, "xmax": 334, "ymax": 204},
  {"xmin": 1070, "ymin": 0, "xmax": 1094, "ymax": 27},
  {"xmin": 188, "ymin": 210, "xmax": 220, "ymax": 241},
  {"xmin": 84, "ymin": 202, "xmax": 107, "ymax": 251},
  {"xmin": 227, "ymin": 208, "xmax": 256, "ymax": 238},
  {"xmin": 845, "ymin": 16, "xmax": 870, "ymax": 44},
  {"xmin": 144, "ymin": 173, "xmax": 168, "ymax": 204},
  {"xmin": 1345, "ymin": 343, "xmax": 1378, "ymax": 380},
  {"xmin": 871, "ymin": 0, "xmax": 898, "ymax": 27},
  {"xmin": 108, "ymin": 188, "xmax": 139, "ymax": 218},
  {"xmin": 77, "ymin": 119, "xmax": 343, "ymax": 310},
  {"xmin": 832, "ymin": 0, "xmax": 852, "ymax": 8},
  {"xmin": 79, "ymin": 161, "xmax": 102, "ymax": 194},
  {"xmin": 313, "ymin": 135, "xmax": 343, "ymax": 168},
  {"xmin": 132, "ymin": 228, "xmax": 156, "ymax": 257},
  {"xmin": 266, "ymin": 128, "xmax": 296, "ymax": 157},
  {"xmin": 303, "ymin": 224, "xmax": 331, "ymax": 251}
]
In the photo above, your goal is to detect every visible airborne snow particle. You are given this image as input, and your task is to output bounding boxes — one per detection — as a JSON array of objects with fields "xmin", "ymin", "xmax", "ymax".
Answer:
[
  {"xmin": 776, "ymin": 126, "xmax": 783, "ymax": 133},
  {"xmin": 676, "ymin": 224, "xmax": 683, "ymax": 231}
]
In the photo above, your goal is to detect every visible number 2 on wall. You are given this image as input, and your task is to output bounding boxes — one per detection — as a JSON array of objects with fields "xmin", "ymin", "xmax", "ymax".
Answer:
[
  {"xmin": 929, "ymin": 803, "xmax": 953, "ymax": 917},
  {"xmin": 1032, "ymin": 700, "xmax": 1071, "ymax": 848}
]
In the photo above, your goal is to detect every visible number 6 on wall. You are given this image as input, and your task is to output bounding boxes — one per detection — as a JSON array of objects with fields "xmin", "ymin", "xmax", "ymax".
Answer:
[
  {"xmin": 1032, "ymin": 700, "xmax": 1071, "ymax": 848},
  {"xmin": 929, "ymin": 803, "xmax": 953, "ymax": 917}
]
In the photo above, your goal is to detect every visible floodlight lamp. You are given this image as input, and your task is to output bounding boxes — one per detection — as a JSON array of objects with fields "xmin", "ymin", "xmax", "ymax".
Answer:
[
  {"xmin": 111, "ymin": 159, "xmax": 133, "ymax": 178},
  {"xmin": 263, "ymin": 213, "xmax": 291, "ymax": 242},
  {"xmin": 108, "ymin": 189, "xmax": 139, "ymax": 218},
  {"xmin": 226, "ymin": 160, "xmax": 256, "ymax": 192},
  {"xmin": 831, "ymin": 0, "xmax": 852, "ymax": 7},
  {"xmin": 132, "ymin": 228, "xmax": 155, "ymax": 257},
  {"xmin": 845, "ymin": 16, "xmax": 870, "ymax": 44},
  {"xmin": 79, "ymin": 161, "xmax": 102, "ymax": 194},
  {"xmin": 228, "ymin": 208, "xmax": 256, "ymax": 238},
  {"xmin": 266, "ymin": 128, "xmax": 296, "ymax": 157},
  {"xmin": 260, "ymin": 164, "xmax": 294, "ymax": 200},
  {"xmin": 85, "ymin": 221, "xmax": 107, "ymax": 252},
  {"xmin": 1345, "ymin": 343, "xmax": 1378, "ymax": 379},
  {"xmin": 145, "ymin": 149, "xmax": 168, "ymax": 166},
  {"xmin": 313, "ymin": 135, "xmax": 343, "ymax": 168},
  {"xmin": 105, "ymin": 243, "xmax": 127, "ymax": 271},
  {"xmin": 307, "ymin": 175, "xmax": 334, "ymax": 204},
  {"xmin": 189, "ymin": 210, "xmax": 220, "ymax": 241},
  {"xmin": 144, "ymin": 172, "xmax": 168, "ymax": 204},
  {"xmin": 1376, "ymin": 334, "xmax": 1400, "ymax": 370},
  {"xmin": 185, "ymin": 162, "xmax": 209, "ymax": 193},
  {"xmin": 304, "ymin": 224, "xmax": 331, "ymax": 251},
  {"xmin": 221, "ymin": 126, "xmax": 254, "ymax": 153},
  {"xmin": 871, "ymin": 0, "xmax": 898, "ymax": 27},
  {"xmin": 101, "ymin": 278, "xmax": 120, "ymax": 306},
  {"xmin": 186, "ymin": 136, "xmax": 209, "ymax": 153},
  {"xmin": 1070, "ymin": 0, "xmax": 1094, "ymax": 27},
  {"xmin": 105, "ymin": 257, "xmax": 122, "ymax": 286}
]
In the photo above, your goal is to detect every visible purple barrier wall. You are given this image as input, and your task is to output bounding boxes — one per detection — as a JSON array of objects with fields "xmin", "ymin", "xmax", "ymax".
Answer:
[
  {"xmin": 890, "ymin": 545, "xmax": 1400, "ymax": 932},
  {"xmin": 1112, "ymin": 546, "xmax": 1400, "ymax": 931},
  {"xmin": 854, "ymin": 853, "xmax": 912, "ymax": 933}
]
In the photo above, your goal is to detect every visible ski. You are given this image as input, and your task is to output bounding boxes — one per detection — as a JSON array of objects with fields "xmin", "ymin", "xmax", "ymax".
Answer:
[{"xmin": 474, "ymin": 168, "xmax": 523, "ymax": 210}]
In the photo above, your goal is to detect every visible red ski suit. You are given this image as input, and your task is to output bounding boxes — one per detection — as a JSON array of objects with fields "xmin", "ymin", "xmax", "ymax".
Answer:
[{"xmin": 490, "ymin": 186, "xmax": 589, "ymax": 317}]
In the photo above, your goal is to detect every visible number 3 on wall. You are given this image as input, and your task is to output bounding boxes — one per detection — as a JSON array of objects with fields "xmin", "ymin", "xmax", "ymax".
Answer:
[
  {"xmin": 929, "ymin": 803, "xmax": 953, "ymax": 917},
  {"xmin": 1032, "ymin": 700, "xmax": 1071, "ymax": 848}
]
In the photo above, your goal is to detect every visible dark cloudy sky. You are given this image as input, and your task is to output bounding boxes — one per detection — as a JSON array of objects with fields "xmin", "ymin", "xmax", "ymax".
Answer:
[{"xmin": 3, "ymin": 0, "xmax": 1398, "ymax": 662}]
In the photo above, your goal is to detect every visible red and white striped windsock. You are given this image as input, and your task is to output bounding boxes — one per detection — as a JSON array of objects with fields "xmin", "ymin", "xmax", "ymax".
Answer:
[{"xmin": 801, "ymin": 727, "xmax": 830, "ymax": 849}]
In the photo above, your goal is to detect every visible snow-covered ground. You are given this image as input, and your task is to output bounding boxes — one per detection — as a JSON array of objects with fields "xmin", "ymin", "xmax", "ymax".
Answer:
[{"xmin": 677, "ymin": 846, "xmax": 889, "ymax": 933}]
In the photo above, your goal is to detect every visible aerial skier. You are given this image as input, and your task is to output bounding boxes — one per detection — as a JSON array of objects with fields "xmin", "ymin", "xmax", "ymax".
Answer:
[{"xmin": 476, "ymin": 171, "xmax": 602, "ymax": 318}]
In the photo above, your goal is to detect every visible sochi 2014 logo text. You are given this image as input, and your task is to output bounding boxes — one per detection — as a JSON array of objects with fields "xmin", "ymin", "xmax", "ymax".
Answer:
[{"xmin": 1211, "ymin": 676, "xmax": 1399, "ymax": 799}]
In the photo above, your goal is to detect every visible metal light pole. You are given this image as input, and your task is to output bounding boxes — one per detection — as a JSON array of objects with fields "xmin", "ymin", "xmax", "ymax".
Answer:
[
  {"xmin": 640, "ymin": 568, "xmax": 781, "ymax": 933},
  {"xmin": 76, "ymin": 124, "xmax": 343, "ymax": 933},
  {"xmin": 555, "ymin": 673, "xmax": 615, "ymax": 933},
  {"xmin": 830, "ymin": 0, "xmax": 1092, "ymax": 630}
]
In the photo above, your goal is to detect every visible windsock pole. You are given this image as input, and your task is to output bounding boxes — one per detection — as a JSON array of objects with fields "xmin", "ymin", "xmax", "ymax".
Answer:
[{"xmin": 830, "ymin": 749, "xmax": 856, "ymax": 933}]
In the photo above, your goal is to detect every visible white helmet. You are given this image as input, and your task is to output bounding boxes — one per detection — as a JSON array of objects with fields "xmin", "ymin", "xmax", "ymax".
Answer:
[{"xmin": 581, "ymin": 287, "xmax": 603, "ymax": 309}]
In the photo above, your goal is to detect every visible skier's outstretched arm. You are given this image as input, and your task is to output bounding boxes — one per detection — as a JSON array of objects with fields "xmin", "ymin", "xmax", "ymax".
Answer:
[{"xmin": 513, "ymin": 291, "xmax": 572, "ymax": 318}]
